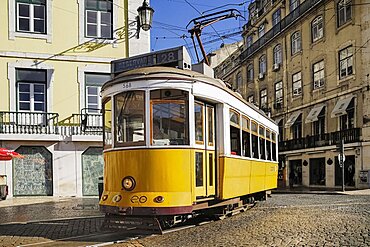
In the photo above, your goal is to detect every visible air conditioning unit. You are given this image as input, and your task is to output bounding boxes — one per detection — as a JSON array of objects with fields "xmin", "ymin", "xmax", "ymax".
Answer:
[
  {"xmin": 258, "ymin": 73, "xmax": 265, "ymax": 79},
  {"xmin": 272, "ymin": 63, "xmax": 280, "ymax": 71}
]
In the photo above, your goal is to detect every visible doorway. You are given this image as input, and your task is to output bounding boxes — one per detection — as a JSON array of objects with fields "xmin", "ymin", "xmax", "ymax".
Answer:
[{"xmin": 194, "ymin": 102, "xmax": 216, "ymax": 198}]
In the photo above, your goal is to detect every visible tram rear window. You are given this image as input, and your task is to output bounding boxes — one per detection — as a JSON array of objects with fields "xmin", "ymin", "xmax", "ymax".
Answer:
[
  {"xmin": 150, "ymin": 89, "xmax": 189, "ymax": 146},
  {"xmin": 115, "ymin": 91, "xmax": 145, "ymax": 146}
]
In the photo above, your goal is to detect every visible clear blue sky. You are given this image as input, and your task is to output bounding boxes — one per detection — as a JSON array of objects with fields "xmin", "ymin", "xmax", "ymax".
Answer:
[{"xmin": 149, "ymin": 0, "xmax": 250, "ymax": 62}]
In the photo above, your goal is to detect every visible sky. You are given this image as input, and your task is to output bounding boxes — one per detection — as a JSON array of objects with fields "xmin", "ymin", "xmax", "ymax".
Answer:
[{"xmin": 149, "ymin": 0, "xmax": 250, "ymax": 63}]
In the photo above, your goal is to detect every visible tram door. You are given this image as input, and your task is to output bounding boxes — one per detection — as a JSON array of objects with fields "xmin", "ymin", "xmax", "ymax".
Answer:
[{"xmin": 194, "ymin": 102, "xmax": 216, "ymax": 198}]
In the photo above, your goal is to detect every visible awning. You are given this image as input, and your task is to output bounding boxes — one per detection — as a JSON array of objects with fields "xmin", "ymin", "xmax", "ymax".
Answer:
[
  {"xmin": 305, "ymin": 105, "xmax": 325, "ymax": 123},
  {"xmin": 331, "ymin": 96, "xmax": 354, "ymax": 118},
  {"xmin": 284, "ymin": 111, "xmax": 302, "ymax": 128}
]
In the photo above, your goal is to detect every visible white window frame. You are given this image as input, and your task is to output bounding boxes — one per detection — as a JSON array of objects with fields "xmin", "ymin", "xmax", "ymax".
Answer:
[
  {"xmin": 259, "ymin": 55, "xmax": 266, "ymax": 75},
  {"xmin": 78, "ymin": 65, "xmax": 111, "ymax": 112},
  {"xmin": 16, "ymin": 2, "xmax": 46, "ymax": 34},
  {"xmin": 339, "ymin": 46, "xmax": 353, "ymax": 79},
  {"xmin": 292, "ymin": 72, "xmax": 302, "ymax": 96},
  {"xmin": 18, "ymin": 82, "xmax": 46, "ymax": 112},
  {"xmin": 8, "ymin": 0, "xmax": 52, "ymax": 42},
  {"xmin": 247, "ymin": 64, "xmax": 254, "ymax": 82},
  {"xmin": 260, "ymin": 89, "xmax": 268, "ymax": 109},
  {"xmin": 312, "ymin": 15, "xmax": 323, "ymax": 42},
  {"xmin": 337, "ymin": 0, "xmax": 352, "ymax": 27},
  {"xmin": 273, "ymin": 44, "xmax": 282, "ymax": 65},
  {"xmin": 8, "ymin": 61, "xmax": 54, "ymax": 113},
  {"xmin": 291, "ymin": 31, "xmax": 301, "ymax": 55},
  {"xmin": 85, "ymin": 9, "xmax": 112, "ymax": 38},
  {"xmin": 313, "ymin": 60, "xmax": 325, "ymax": 89},
  {"xmin": 78, "ymin": 0, "xmax": 119, "ymax": 44},
  {"xmin": 275, "ymin": 81, "xmax": 283, "ymax": 103},
  {"xmin": 258, "ymin": 24, "xmax": 265, "ymax": 38},
  {"xmin": 272, "ymin": 8, "xmax": 281, "ymax": 26}
]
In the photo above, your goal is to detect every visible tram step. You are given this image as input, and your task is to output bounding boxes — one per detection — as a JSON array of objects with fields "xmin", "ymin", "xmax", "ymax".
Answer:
[{"xmin": 101, "ymin": 215, "xmax": 163, "ymax": 235}]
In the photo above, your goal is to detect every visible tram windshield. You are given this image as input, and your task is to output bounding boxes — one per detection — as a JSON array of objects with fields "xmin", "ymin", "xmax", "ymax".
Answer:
[
  {"xmin": 150, "ymin": 89, "xmax": 189, "ymax": 146},
  {"xmin": 115, "ymin": 91, "xmax": 145, "ymax": 146}
]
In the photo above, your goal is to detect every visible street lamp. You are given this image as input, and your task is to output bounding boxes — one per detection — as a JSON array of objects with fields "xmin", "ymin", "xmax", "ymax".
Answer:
[{"xmin": 136, "ymin": 0, "xmax": 154, "ymax": 38}]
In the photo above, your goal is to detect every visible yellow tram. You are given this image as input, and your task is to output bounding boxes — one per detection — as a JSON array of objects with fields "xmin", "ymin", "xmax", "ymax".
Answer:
[{"xmin": 99, "ymin": 47, "xmax": 278, "ymax": 231}]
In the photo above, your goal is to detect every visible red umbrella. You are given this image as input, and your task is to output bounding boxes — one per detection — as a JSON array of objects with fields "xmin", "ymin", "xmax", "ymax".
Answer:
[{"xmin": 0, "ymin": 148, "xmax": 24, "ymax": 161}]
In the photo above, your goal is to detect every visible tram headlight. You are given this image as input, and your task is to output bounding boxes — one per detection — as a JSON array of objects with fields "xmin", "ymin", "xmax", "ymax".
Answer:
[{"xmin": 122, "ymin": 176, "xmax": 136, "ymax": 191}]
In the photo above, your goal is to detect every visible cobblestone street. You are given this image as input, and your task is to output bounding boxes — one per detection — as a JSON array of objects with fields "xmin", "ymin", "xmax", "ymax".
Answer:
[
  {"xmin": 115, "ymin": 194, "xmax": 370, "ymax": 247},
  {"xmin": 0, "ymin": 194, "xmax": 369, "ymax": 246}
]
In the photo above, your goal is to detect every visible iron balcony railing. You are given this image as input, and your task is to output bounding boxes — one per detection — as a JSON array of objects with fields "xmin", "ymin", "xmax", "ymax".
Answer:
[
  {"xmin": 279, "ymin": 128, "xmax": 361, "ymax": 152},
  {"xmin": 59, "ymin": 113, "xmax": 103, "ymax": 135},
  {"xmin": 0, "ymin": 111, "xmax": 59, "ymax": 134},
  {"xmin": 0, "ymin": 111, "xmax": 103, "ymax": 136},
  {"xmin": 217, "ymin": 0, "xmax": 324, "ymax": 77}
]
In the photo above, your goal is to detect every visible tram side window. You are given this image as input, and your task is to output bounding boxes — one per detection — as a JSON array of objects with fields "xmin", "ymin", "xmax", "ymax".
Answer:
[
  {"xmin": 272, "ymin": 132, "xmax": 277, "ymax": 161},
  {"xmin": 103, "ymin": 98, "xmax": 112, "ymax": 149},
  {"xmin": 266, "ymin": 130, "xmax": 272, "ymax": 161},
  {"xmin": 194, "ymin": 102, "xmax": 204, "ymax": 144},
  {"xmin": 242, "ymin": 116, "xmax": 251, "ymax": 157},
  {"xmin": 230, "ymin": 110, "xmax": 241, "ymax": 155},
  {"xmin": 151, "ymin": 89, "xmax": 189, "ymax": 146},
  {"xmin": 115, "ymin": 91, "xmax": 145, "ymax": 146},
  {"xmin": 259, "ymin": 126, "xmax": 266, "ymax": 160},
  {"xmin": 251, "ymin": 121, "xmax": 259, "ymax": 159}
]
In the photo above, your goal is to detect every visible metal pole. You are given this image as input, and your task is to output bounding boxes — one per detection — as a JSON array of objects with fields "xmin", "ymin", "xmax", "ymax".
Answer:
[{"xmin": 341, "ymin": 139, "xmax": 345, "ymax": 192}]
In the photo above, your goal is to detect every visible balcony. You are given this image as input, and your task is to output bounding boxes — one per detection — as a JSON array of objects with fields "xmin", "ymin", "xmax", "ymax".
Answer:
[
  {"xmin": 279, "ymin": 128, "xmax": 361, "ymax": 152},
  {"xmin": 0, "ymin": 111, "xmax": 59, "ymax": 135},
  {"xmin": 0, "ymin": 111, "xmax": 103, "ymax": 137}
]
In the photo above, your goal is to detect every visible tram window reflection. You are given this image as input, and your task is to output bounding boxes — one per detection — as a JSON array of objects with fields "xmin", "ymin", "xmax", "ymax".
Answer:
[
  {"xmin": 115, "ymin": 91, "xmax": 145, "ymax": 146},
  {"xmin": 151, "ymin": 89, "xmax": 189, "ymax": 146},
  {"xmin": 230, "ymin": 110, "xmax": 241, "ymax": 156},
  {"xmin": 194, "ymin": 102, "xmax": 204, "ymax": 144},
  {"xmin": 251, "ymin": 121, "xmax": 259, "ymax": 159},
  {"xmin": 103, "ymin": 98, "xmax": 112, "ymax": 149},
  {"xmin": 259, "ymin": 126, "xmax": 266, "ymax": 160}
]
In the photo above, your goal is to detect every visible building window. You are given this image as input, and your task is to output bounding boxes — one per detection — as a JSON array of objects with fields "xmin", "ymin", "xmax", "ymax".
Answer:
[
  {"xmin": 247, "ymin": 64, "xmax": 254, "ymax": 82},
  {"xmin": 272, "ymin": 8, "xmax": 281, "ymax": 26},
  {"xmin": 16, "ymin": 0, "xmax": 46, "ymax": 33},
  {"xmin": 258, "ymin": 24, "xmax": 265, "ymax": 38},
  {"xmin": 337, "ymin": 0, "xmax": 352, "ymax": 27},
  {"xmin": 16, "ymin": 69, "xmax": 46, "ymax": 112},
  {"xmin": 292, "ymin": 114, "xmax": 302, "ymax": 139},
  {"xmin": 292, "ymin": 72, "xmax": 302, "ymax": 96},
  {"xmin": 273, "ymin": 44, "xmax": 282, "ymax": 65},
  {"xmin": 313, "ymin": 107, "xmax": 325, "ymax": 136},
  {"xmin": 85, "ymin": 0, "xmax": 113, "ymax": 38},
  {"xmin": 339, "ymin": 98, "xmax": 354, "ymax": 130},
  {"xmin": 312, "ymin": 15, "xmax": 323, "ymax": 42},
  {"xmin": 289, "ymin": 0, "xmax": 299, "ymax": 11},
  {"xmin": 275, "ymin": 81, "xmax": 283, "ymax": 105},
  {"xmin": 85, "ymin": 73, "xmax": 110, "ymax": 113},
  {"xmin": 259, "ymin": 55, "xmax": 266, "ymax": 75},
  {"xmin": 246, "ymin": 35, "xmax": 253, "ymax": 48},
  {"xmin": 291, "ymin": 31, "xmax": 301, "ymax": 55},
  {"xmin": 248, "ymin": 95, "xmax": 254, "ymax": 104},
  {"xmin": 260, "ymin": 89, "xmax": 267, "ymax": 110},
  {"xmin": 278, "ymin": 119, "xmax": 284, "ymax": 142},
  {"xmin": 339, "ymin": 46, "xmax": 353, "ymax": 79},
  {"xmin": 313, "ymin": 60, "xmax": 325, "ymax": 89},
  {"xmin": 236, "ymin": 72, "xmax": 243, "ymax": 92}
]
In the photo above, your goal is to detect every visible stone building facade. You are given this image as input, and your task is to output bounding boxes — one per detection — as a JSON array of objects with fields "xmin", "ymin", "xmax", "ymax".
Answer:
[{"xmin": 214, "ymin": 0, "xmax": 370, "ymax": 189}]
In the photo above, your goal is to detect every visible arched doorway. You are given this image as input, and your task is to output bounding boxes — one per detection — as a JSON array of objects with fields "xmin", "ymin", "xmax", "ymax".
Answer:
[
  {"xmin": 82, "ymin": 147, "xmax": 103, "ymax": 196},
  {"xmin": 13, "ymin": 146, "xmax": 53, "ymax": 196}
]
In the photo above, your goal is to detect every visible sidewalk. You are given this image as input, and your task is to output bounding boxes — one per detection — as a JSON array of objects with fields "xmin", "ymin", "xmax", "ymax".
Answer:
[
  {"xmin": 0, "ymin": 196, "xmax": 98, "ymax": 208},
  {"xmin": 272, "ymin": 187, "xmax": 370, "ymax": 195}
]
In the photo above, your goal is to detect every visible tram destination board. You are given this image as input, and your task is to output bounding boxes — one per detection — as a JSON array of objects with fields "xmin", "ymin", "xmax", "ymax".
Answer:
[{"xmin": 112, "ymin": 46, "xmax": 187, "ymax": 75}]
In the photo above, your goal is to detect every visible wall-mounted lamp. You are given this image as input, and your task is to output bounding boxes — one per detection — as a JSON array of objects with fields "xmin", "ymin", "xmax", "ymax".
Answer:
[
  {"xmin": 327, "ymin": 158, "xmax": 333, "ymax": 165},
  {"xmin": 136, "ymin": 0, "xmax": 154, "ymax": 38},
  {"xmin": 303, "ymin": 160, "xmax": 308, "ymax": 166}
]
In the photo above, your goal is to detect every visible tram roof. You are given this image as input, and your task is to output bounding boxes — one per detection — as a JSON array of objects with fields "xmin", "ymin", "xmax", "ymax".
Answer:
[{"xmin": 102, "ymin": 66, "xmax": 275, "ymax": 125}]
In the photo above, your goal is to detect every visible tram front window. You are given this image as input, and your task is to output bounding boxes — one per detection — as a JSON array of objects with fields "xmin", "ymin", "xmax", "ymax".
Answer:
[
  {"xmin": 151, "ymin": 89, "xmax": 189, "ymax": 146},
  {"xmin": 115, "ymin": 91, "xmax": 145, "ymax": 146}
]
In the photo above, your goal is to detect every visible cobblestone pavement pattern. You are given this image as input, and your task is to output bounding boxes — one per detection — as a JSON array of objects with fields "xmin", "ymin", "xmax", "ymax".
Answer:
[
  {"xmin": 114, "ymin": 194, "xmax": 370, "ymax": 247},
  {"xmin": 0, "ymin": 198, "xmax": 104, "ymax": 247}
]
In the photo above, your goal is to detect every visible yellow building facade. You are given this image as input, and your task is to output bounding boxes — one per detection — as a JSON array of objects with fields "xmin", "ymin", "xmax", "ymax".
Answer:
[
  {"xmin": 215, "ymin": 0, "xmax": 370, "ymax": 190},
  {"xmin": 0, "ymin": 0, "xmax": 150, "ymax": 197}
]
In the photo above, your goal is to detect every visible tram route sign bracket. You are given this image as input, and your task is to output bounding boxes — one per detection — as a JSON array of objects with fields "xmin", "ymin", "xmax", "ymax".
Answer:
[{"xmin": 112, "ymin": 46, "xmax": 192, "ymax": 75}]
